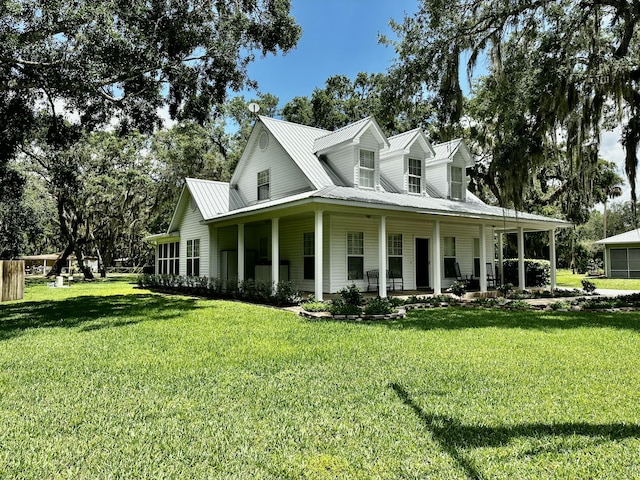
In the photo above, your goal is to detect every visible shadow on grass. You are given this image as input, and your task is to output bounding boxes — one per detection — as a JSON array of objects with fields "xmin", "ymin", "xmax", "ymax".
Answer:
[
  {"xmin": 0, "ymin": 294, "xmax": 202, "ymax": 341},
  {"xmin": 370, "ymin": 307, "xmax": 640, "ymax": 333},
  {"xmin": 391, "ymin": 383, "xmax": 640, "ymax": 479}
]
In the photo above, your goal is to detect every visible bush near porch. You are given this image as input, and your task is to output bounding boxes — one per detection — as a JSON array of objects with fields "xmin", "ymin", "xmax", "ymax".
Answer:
[{"xmin": 502, "ymin": 258, "xmax": 550, "ymax": 287}]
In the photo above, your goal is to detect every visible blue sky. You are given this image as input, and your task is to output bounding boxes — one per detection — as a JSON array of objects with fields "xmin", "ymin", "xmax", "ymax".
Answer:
[{"xmin": 244, "ymin": 0, "xmax": 418, "ymax": 106}]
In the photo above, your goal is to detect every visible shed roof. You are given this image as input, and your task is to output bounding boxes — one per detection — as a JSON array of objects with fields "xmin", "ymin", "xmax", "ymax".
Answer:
[{"xmin": 595, "ymin": 228, "xmax": 640, "ymax": 245}]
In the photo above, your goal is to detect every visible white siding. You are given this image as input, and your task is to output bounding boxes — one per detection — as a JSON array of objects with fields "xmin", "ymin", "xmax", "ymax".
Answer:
[
  {"xmin": 177, "ymin": 195, "xmax": 209, "ymax": 277},
  {"xmin": 426, "ymin": 162, "xmax": 449, "ymax": 198},
  {"xmin": 324, "ymin": 145, "xmax": 355, "ymax": 187},
  {"xmin": 380, "ymin": 153, "xmax": 404, "ymax": 193},
  {"xmin": 236, "ymin": 127, "xmax": 311, "ymax": 205},
  {"xmin": 279, "ymin": 216, "xmax": 316, "ymax": 292}
]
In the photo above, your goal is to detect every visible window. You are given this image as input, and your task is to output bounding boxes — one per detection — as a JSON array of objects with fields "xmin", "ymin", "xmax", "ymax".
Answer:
[
  {"xmin": 259, "ymin": 237, "xmax": 268, "ymax": 259},
  {"xmin": 186, "ymin": 239, "xmax": 200, "ymax": 276},
  {"xmin": 303, "ymin": 232, "xmax": 315, "ymax": 280},
  {"xmin": 443, "ymin": 236, "xmax": 456, "ymax": 278},
  {"xmin": 359, "ymin": 150, "xmax": 375, "ymax": 189},
  {"xmin": 347, "ymin": 231, "xmax": 364, "ymax": 280},
  {"xmin": 257, "ymin": 169, "xmax": 270, "ymax": 201},
  {"xmin": 450, "ymin": 166, "xmax": 463, "ymax": 199},
  {"xmin": 473, "ymin": 238, "xmax": 480, "ymax": 278},
  {"xmin": 408, "ymin": 158, "xmax": 422, "ymax": 194},
  {"xmin": 388, "ymin": 234, "xmax": 403, "ymax": 278},
  {"xmin": 158, "ymin": 241, "xmax": 179, "ymax": 275}
]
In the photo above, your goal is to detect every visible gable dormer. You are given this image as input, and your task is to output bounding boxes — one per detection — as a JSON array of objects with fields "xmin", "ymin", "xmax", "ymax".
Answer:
[
  {"xmin": 313, "ymin": 117, "xmax": 389, "ymax": 190},
  {"xmin": 229, "ymin": 117, "xmax": 323, "ymax": 208},
  {"xmin": 381, "ymin": 128, "xmax": 435, "ymax": 195},
  {"xmin": 428, "ymin": 139, "xmax": 474, "ymax": 201}
]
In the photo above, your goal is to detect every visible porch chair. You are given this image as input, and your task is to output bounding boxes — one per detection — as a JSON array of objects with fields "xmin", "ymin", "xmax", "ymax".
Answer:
[
  {"xmin": 455, "ymin": 262, "xmax": 479, "ymax": 289},
  {"xmin": 366, "ymin": 269, "xmax": 380, "ymax": 292},
  {"xmin": 486, "ymin": 262, "xmax": 498, "ymax": 288}
]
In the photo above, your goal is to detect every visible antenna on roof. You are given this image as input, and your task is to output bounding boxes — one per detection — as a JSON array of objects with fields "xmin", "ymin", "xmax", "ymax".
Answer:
[{"xmin": 247, "ymin": 102, "xmax": 260, "ymax": 115}]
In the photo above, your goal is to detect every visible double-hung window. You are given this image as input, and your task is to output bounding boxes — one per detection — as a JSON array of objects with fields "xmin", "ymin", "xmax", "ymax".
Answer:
[
  {"xmin": 388, "ymin": 234, "xmax": 403, "ymax": 278},
  {"xmin": 303, "ymin": 232, "xmax": 315, "ymax": 280},
  {"xmin": 186, "ymin": 239, "xmax": 200, "ymax": 277},
  {"xmin": 444, "ymin": 236, "xmax": 456, "ymax": 278},
  {"xmin": 408, "ymin": 158, "xmax": 422, "ymax": 194},
  {"xmin": 473, "ymin": 238, "xmax": 481, "ymax": 278},
  {"xmin": 347, "ymin": 232, "xmax": 364, "ymax": 280},
  {"xmin": 450, "ymin": 166, "xmax": 463, "ymax": 199},
  {"xmin": 257, "ymin": 169, "xmax": 270, "ymax": 201},
  {"xmin": 359, "ymin": 150, "xmax": 375, "ymax": 189}
]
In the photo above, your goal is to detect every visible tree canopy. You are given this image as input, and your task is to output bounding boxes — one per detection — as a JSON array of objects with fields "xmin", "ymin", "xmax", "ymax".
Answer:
[{"xmin": 387, "ymin": 0, "xmax": 640, "ymax": 210}]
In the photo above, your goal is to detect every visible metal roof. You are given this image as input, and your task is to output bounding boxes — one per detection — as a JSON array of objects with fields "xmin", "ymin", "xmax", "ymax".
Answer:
[
  {"xmin": 313, "ymin": 116, "xmax": 390, "ymax": 153},
  {"xmin": 595, "ymin": 228, "xmax": 640, "ymax": 245},
  {"xmin": 432, "ymin": 138, "xmax": 463, "ymax": 159},
  {"xmin": 204, "ymin": 184, "xmax": 570, "ymax": 230},
  {"xmin": 186, "ymin": 178, "xmax": 231, "ymax": 220},
  {"xmin": 386, "ymin": 128, "xmax": 435, "ymax": 157},
  {"xmin": 259, "ymin": 116, "xmax": 334, "ymax": 189}
]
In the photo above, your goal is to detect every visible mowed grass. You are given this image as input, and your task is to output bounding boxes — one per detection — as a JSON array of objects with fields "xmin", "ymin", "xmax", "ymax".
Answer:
[
  {"xmin": 556, "ymin": 268, "xmax": 640, "ymax": 290},
  {"xmin": 1, "ymin": 277, "xmax": 640, "ymax": 478}
]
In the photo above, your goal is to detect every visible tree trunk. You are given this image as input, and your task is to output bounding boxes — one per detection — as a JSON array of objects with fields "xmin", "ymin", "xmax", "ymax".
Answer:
[{"xmin": 47, "ymin": 243, "xmax": 74, "ymax": 277}]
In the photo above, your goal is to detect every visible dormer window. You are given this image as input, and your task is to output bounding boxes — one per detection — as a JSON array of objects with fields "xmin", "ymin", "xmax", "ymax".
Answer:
[
  {"xmin": 359, "ymin": 150, "xmax": 375, "ymax": 189},
  {"xmin": 258, "ymin": 169, "xmax": 270, "ymax": 201},
  {"xmin": 450, "ymin": 166, "xmax": 463, "ymax": 200},
  {"xmin": 408, "ymin": 158, "xmax": 422, "ymax": 194}
]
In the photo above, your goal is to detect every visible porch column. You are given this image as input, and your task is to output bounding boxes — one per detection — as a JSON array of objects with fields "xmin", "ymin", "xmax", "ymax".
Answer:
[
  {"xmin": 378, "ymin": 215, "xmax": 387, "ymax": 297},
  {"xmin": 479, "ymin": 224, "xmax": 487, "ymax": 292},
  {"xmin": 272, "ymin": 218, "xmax": 279, "ymax": 293},
  {"xmin": 210, "ymin": 226, "xmax": 218, "ymax": 278},
  {"xmin": 517, "ymin": 226, "xmax": 525, "ymax": 290},
  {"xmin": 315, "ymin": 210, "xmax": 323, "ymax": 301},
  {"xmin": 549, "ymin": 228, "xmax": 556, "ymax": 291},
  {"xmin": 237, "ymin": 223, "xmax": 245, "ymax": 283},
  {"xmin": 497, "ymin": 232, "xmax": 504, "ymax": 284},
  {"xmin": 433, "ymin": 220, "xmax": 442, "ymax": 295}
]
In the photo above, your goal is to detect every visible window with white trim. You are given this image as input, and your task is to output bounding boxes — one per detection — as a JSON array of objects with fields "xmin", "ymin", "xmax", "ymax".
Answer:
[
  {"xmin": 408, "ymin": 158, "xmax": 422, "ymax": 194},
  {"xmin": 257, "ymin": 169, "xmax": 270, "ymax": 201},
  {"xmin": 388, "ymin": 233, "xmax": 403, "ymax": 278},
  {"xmin": 303, "ymin": 232, "xmax": 314, "ymax": 280},
  {"xmin": 444, "ymin": 236, "xmax": 456, "ymax": 278},
  {"xmin": 359, "ymin": 150, "xmax": 375, "ymax": 189},
  {"xmin": 450, "ymin": 166, "xmax": 463, "ymax": 199},
  {"xmin": 347, "ymin": 231, "xmax": 364, "ymax": 280},
  {"xmin": 158, "ymin": 241, "xmax": 179, "ymax": 275},
  {"xmin": 186, "ymin": 239, "xmax": 200, "ymax": 276}
]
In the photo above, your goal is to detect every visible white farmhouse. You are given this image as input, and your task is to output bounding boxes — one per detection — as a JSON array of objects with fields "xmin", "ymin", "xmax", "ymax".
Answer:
[{"xmin": 145, "ymin": 116, "xmax": 570, "ymax": 299}]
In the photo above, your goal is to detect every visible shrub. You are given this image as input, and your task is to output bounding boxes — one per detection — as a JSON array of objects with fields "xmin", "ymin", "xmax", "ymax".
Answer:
[
  {"xmin": 550, "ymin": 300, "xmax": 571, "ymax": 311},
  {"xmin": 497, "ymin": 282, "xmax": 514, "ymax": 296},
  {"xmin": 502, "ymin": 259, "xmax": 550, "ymax": 287},
  {"xmin": 273, "ymin": 280, "xmax": 301, "ymax": 306},
  {"xmin": 448, "ymin": 280, "xmax": 467, "ymax": 298},
  {"xmin": 581, "ymin": 278, "xmax": 597, "ymax": 293},
  {"xmin": 363, "ymin": 296, "xmax": 395, "ymax": 315},
  {"xmin": 328, "ymin": 299, "xmax": 361, "ymax": 316},
  {"xmin": 336, "ymin": 284, "xmax": 363, "ymax": 307},
  {"xmin": 302, "ymin": 301, "xmax": 329, "ymax": 312}
]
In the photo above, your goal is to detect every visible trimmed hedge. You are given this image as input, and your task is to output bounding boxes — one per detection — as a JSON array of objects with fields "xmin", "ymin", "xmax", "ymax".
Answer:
[
  {"xmin": 502, "ymin": 259, "xmax": 550, "ymax": 288},
  {"xmin": 138, "ymin": 274, "xmax": 301, "ymax": 306}
]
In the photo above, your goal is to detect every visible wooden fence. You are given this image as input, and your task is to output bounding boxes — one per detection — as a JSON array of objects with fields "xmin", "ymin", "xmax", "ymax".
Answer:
[{"xmin": 0, "ymin": 260, "xmax": 25, "ymax": 302}]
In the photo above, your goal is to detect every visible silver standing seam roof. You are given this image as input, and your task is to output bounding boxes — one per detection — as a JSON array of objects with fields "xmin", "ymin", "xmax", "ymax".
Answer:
[
  {"xmin": 157, "ymin": 117, "xmax": 571, "ymax": 235},
  {"xmin": 595, "ymin": 228, "xmax": 640, "ymax": 245}
]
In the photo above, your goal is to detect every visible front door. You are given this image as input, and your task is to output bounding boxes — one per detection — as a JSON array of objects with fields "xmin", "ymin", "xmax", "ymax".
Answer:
[{"xmin": 415, "ymin": 238, "xmax": 429, "ymax": 289}]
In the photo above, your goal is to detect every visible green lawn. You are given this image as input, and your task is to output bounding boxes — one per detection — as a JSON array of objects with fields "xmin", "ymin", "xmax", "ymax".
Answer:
[
  {"xmin": 556, "ymin": 268, "xmax": 640, "ymax": 290},
  {"xmin": 2, "ymin": 277, "xmax": 640, "ymax": 478}
]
